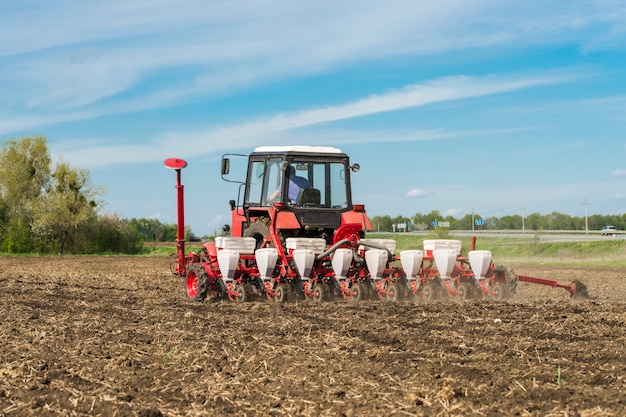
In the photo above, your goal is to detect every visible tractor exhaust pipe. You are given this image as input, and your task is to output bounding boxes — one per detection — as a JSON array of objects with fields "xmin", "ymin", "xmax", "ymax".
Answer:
[{"xmin": 164, "ymin": 158, "xmax": 188, "ymax": 276}]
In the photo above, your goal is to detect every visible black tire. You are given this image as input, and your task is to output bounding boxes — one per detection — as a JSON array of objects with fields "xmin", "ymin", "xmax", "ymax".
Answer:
[
  {"xmin": 246, "ymin": 217, "xmax": 272, "ymax": 250},
  {"xmin": 421, "ymin": 281, "xmax": 440, "ymax": 302},
  {"xmin": 310, "ymin": 283, "xmax": 327, "ymax": 302},
  {"xmin": 350, "ymin": 282, "xmax": 366, "ymax": 301},
  {"xmin": 457, "ymin": 282, "xmax": 475, "ymax": 300},
  {"xmin": 245, "ymin": 217, "xmax": 289, "ymax": 251},
  {"xmin": 570, "ymin": 279, "xmax": 591, "ymax": 299},
  {"xmin": 185, "ymin": 264, "xmax": 208, "ymax": 302},
  {"xmin": 274, "ymin": 283, "xmax": 293, "ymax": 303},
  {"xmin": 491, "ymin": 282, "xmax": 510, "ymax": 301},
  {"xmin": 234, "ymin": 283, "xmax": 255, "ymax": 302},
  {"xmin": 363, "ymin": 278, "xmax": 376, "ymax": 300},
  {"xmin": 386, "ymin": 283, "xmax": 403, "ymax": 302},
  {"xmin": 493, "ymin": 265, "xmax": 517, "ymax": 295}
]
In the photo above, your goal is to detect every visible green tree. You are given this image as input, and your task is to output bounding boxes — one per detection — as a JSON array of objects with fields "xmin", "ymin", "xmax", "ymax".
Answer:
[
  {"xmin": 371, "ymin": 215, "xmax": 393, "ymax": 232},
  {"xmin": 30, "ymin": 160, "xmax": 102, "ymax": 254},
  {"xmin": 524, "ymin": 212, "xmax": 545, "ymax": 231},
  {"xmin": 495, "ymin": 215, "xmax": 522, "ymax": 230},
  {"xmin": 89, "ymin": 214, "xmax": 143, "ymax": 254},
  {"xmin": 0, "ymin": 136, "xmax": 51, "ymax": 252}
]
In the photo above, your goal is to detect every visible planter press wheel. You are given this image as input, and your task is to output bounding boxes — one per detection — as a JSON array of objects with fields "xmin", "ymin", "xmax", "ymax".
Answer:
[
  {"xmin": 274, "ymin": 283, "xmax": 293, "ymax": 303},
  {"xmin": 311, "ymin": 283, "xmax": 327, "ymax": 302},
  {"xmin": 185, "ymin": 264, "xmax": 208, "ymax": 302},
  {"xmin": 491, "ymin": 282, "xmax": 510, "ymax": 301},
  {"xmin": 386, "ymin": 283, "xmax": 403, "ymax": 302},
  {"xmin": 349, "ymin": 282, "xmax": 366, "ymax": 302},
  {"xmin": 421, "ymin": 281, "xmax": 440, "ymax": 302},
  {"xmin": 456, "ymin": 282, "xmax": 476, "ymax": 300},
  {"xmin": 234, "ymin": 283, "xmax": 255, "ymax": 302}
]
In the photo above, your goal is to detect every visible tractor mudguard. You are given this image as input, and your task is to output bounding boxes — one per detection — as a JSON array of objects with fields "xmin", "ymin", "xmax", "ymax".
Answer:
[
  {"xmin": 341, "ymin": 210, "xmax": 371, "ymax": 231},
  {"xmin": 203, "ymin": 242, "xmax": 217, "ymax": 259},
  {"xmin": 275, "ymin": 210, "xmax": 301, "ymax": 230}
]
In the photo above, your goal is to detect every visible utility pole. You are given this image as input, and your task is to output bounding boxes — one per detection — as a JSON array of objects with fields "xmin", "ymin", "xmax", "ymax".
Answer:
[
  {"xmin": 583, "ymin": 197, "xmax": 589, "ymax": 235},
  {"xmin": 471, "ymin": 209, "xmax": 475, "ymax": 232},
  {"xmin": 520, "ymin": 204, "xmax": 525, "ymax": 232}
]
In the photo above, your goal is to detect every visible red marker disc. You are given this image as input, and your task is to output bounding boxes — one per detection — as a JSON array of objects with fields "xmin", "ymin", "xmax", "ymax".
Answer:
[{"xmin": 164, "ymin": 158, "xmax": 188, "ymax": 169}]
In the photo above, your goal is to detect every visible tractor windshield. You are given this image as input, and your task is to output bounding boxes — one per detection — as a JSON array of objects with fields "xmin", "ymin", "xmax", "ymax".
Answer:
[{"xmin": 246, "ymin": 156, "xmax": 349, "ymax": 209}]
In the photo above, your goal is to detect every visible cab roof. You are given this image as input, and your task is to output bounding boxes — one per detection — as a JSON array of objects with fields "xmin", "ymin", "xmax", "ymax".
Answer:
[{"xmin": 252, "ymin": 145, "xmax": 343, "ymax": 155}]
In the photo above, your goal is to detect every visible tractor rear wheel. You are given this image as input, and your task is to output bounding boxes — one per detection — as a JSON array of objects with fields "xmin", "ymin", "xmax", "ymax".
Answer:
[
  {"xmin": 386, "ymin": 283, "xmax": 403, "ymax": 302},
  {"xmin": 246, "ymin": 217, "xmax": 289, "ymax": 251},
  {"xmin": 185, "ymin": 264, "xmax": 208, "ymax": 302},
  {"xmin": 274, "ymin": 283, "xmax": 293, "ymax": 303},
  {"xmin": 246, "ymin": 217, "xmax": 272, "ymax": 249}
]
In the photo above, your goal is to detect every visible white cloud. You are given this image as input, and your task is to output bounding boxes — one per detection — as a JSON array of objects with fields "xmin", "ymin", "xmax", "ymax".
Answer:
[
  {"xmin": 406, "ymin": 188, "xmax": 430, "ymax": 198},
  {"xmin": 0, "ymin": 0, "xmax": 621, "ymax": 128},
  {"xmin": 612, "ymin": 169, "xmax": 626, "ymax": 177},
  {"xmin": 445, "ymin": 208, "xmax": 463, "ymax": 216},
  {"xmin": 52, "ymin": 71, "xmax": 573, "ymax": 167}
]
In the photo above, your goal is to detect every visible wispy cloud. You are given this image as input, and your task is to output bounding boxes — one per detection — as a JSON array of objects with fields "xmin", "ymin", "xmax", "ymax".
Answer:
[
  {"xmin": 406, "ymin": 189, "xmax": 430, "ymax": 198},
  {"xmin": 1, "ymin": 0, "xmax": 624, "ymax": 133},
  {"xmin": 53, "ymin": 71, "xmax": 572, "ymax": 167},
  {"xmin": 612, "ymin": 169, "xmax": 626, "ymax": 177},
  {"xmin": 445, "ymin": 208, "xmax": 462, "ymax": 216}
]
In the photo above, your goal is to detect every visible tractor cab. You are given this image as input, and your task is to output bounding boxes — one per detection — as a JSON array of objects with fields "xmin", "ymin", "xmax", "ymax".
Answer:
[
  {"xmin": 247, "ymin": 146, "xmax": 350, "ymax": 209},
  {"xmin": 222, "ymin": 146, "xmax": 370, "ymax": 246}
]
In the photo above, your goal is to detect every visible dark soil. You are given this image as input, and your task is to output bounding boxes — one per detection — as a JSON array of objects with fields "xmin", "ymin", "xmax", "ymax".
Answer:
[{"xmin": 1, "ymin": 256, "xmax": 625, "ymax": 416}]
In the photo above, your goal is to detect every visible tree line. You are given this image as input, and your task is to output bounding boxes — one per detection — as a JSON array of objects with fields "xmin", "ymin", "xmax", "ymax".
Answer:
[
  {"xmin": 371, "ymin": 210, "xmax": 626, "ymax": 233},
  {"xmin": 0, "ymin": 137, "xmax": 195, "ymax": 254},
  {"xmin": 3, "ymin": 137, "xmax": 622, "ymax": 254}
]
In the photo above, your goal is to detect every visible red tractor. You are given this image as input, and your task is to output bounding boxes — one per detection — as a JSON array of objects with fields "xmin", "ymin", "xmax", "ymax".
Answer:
[
  {"xmin": 167, "ymin": 146, "xmax": 381, "ymax": 302},
  {"xmin": 164, "ymin": 146, "xmax": 587, "ymax": 303}
]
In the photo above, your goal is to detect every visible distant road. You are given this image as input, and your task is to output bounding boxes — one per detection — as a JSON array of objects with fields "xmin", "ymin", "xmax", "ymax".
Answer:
[
  {"xmin": 534, "ymin": 234, "xmax": 624, "ymax": 243},
  {"xmin": 381, "ymin": 230, "xmax": 625, "ymax": 243},
  {"xmin": 454, "ymin": 230, "xmax": 625, "ymax": 243}
]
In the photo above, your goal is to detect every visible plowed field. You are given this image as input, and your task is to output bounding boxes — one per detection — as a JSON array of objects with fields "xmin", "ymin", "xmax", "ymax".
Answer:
[{"xmin": 1, "ymin": 256, "xmax": 625, "ymax": 416}]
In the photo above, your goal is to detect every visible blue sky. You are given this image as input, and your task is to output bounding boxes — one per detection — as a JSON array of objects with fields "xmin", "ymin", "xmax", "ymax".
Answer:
[{"xmin": 1, "ymin": 1, "xmax": 626, "ymax": 235}]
